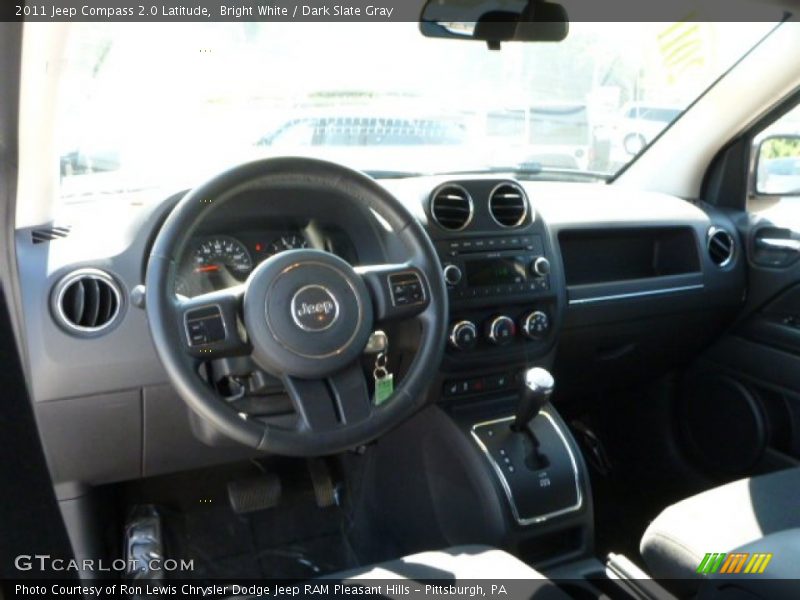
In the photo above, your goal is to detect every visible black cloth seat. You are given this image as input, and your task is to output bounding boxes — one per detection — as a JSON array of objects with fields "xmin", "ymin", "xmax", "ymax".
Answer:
[{"xmin": 640, "ymin": 467, "xmax": 800, "ymax": 591}]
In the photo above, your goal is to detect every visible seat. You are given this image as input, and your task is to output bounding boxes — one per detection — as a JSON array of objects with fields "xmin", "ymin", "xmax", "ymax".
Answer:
[
  {"xmin": 324, "ymin": 545, "xmax": 569, "ymax": 598},
  {"xmin": 640, "ymin": 467, "xmax": 800, "ymax": 590}
]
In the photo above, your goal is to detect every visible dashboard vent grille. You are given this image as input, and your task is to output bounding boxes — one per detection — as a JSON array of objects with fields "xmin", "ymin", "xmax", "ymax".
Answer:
[
  {"xmin": 489, "ymin": 182, "xmax": 528, "ymax": 227},
  {"xmin": 32, "ymin": 225, "xmax": 71, "ymax": 244},
  {"xmin": 430, "ymin": 184, "xmax": 473, "ymax": 231},
  {"xmin": 708, "ymin": 228, "xmax": 735, "ymax": 267},
  {"xmin": 52, "ymin": 269, "xmax": 123, "ymax": 335}
]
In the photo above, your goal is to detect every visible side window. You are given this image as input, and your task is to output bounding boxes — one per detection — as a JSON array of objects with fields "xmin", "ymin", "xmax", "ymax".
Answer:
[{"xmin": 750, "ymin": 103, "xmax": 800, "ymax": 209}]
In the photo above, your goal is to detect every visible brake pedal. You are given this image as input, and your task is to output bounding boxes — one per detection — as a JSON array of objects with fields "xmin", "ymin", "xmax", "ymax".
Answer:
[
  {"xmin": 227, "ymin": 473, "xmax": 282, "ymax": 514},
  {"xmin": 307, "ymin": 458, "xmax": 337, "ymax": 508}
]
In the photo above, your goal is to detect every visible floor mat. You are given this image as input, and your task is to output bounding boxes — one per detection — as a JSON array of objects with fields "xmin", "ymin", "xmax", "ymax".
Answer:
[
  {"xmin": 120, "ymin": 460, "xmax": 361, "ymax": 579},
  {"xmin": 164, "ymin": 505, "xmax": 359, "ymax": 579}
]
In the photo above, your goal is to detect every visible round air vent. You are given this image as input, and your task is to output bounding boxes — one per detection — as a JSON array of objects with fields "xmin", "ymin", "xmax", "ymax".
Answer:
[
  {"xmin": 52, "ymin": 268, "xmax": 123, "ymax": 336},
  {"xmin": 430, "ymin": 184, "xmax": 473, "ymax": 231},
  {"xmin": 489, "ymin": 182, "xmax": 529, "ymax": 228},
  {"xmin": 707, "ymin": 227, "xmax": 735, "ymax": 267}
]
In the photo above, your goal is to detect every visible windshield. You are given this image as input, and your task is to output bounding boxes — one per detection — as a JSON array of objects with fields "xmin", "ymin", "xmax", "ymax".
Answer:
[{"xmin": 56, "ymin": 22, "xmax": 774, "ymax": 201}]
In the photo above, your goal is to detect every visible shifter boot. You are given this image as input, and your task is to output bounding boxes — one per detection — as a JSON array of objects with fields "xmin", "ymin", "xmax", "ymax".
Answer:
[{"xmin": 522, "ymin": 429, "xmax": 550, "ymax": 471}]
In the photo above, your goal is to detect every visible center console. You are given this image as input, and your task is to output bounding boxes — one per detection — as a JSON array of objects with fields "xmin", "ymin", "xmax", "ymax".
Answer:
[
  {"xmin": 437, "ymin": 234, "xmax": 555, "ymax": 354},
  {"xmin": 425, "ymin": 180, "xmax": 564, "ymax": 390},
  {"xmin": 374, "ymin": 178, "xmax": 593, "ymax": 566},
  {"xmin": 437, "ymin": 230, "xmax": 558, "ymax": 395}
]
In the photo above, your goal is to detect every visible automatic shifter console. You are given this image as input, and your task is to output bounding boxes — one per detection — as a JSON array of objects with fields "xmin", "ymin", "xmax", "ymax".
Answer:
[{"xmin": 471, "ymin": 367, "xmax": 582, "ymax": 525}]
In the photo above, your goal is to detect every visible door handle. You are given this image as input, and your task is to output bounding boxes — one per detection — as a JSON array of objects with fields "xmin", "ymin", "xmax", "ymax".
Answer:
[{"xmin": 756, "ymin": 237, "xmax": 800, "ymax": 252}]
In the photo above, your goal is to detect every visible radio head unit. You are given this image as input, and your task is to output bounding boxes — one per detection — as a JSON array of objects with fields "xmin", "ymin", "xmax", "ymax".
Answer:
[{"xmin": 436, "ymin": 234, "xmax": 551, "ymax": 305}]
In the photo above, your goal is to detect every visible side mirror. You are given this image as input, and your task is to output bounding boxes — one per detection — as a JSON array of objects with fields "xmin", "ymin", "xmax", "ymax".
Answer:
[{"xmin": 756, "ymin": 135, "xmax": 800, "ymax": 196}]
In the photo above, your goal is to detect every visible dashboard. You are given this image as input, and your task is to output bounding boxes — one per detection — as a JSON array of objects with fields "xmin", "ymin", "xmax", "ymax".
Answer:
[
  {"xmin": 420, "ymin": 180, "xmax": 744, "ymax": 398},
  {"xmin": 15, "ymin": 171, "xmax": 747, "ymax": 485}
]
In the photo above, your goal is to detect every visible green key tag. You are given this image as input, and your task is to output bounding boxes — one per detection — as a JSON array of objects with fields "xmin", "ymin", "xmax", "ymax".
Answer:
[
  {"xmin": 374, "ymin": 372, "xmax": 395, "ymax": 406},
  {"xmin": 373, "ymin": 351, "xmax": 394, "ymax": 405}
]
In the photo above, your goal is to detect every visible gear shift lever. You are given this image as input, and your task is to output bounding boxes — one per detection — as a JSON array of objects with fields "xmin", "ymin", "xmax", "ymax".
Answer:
[{"xmin": 512, "ymin": 367, "xmax": 555, "ymax": 432}]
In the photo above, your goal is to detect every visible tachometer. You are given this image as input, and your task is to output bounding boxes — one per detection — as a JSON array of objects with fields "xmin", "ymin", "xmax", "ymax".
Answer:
[
  {"xmin": 268, "ymin": 234, "xmax": 307, "ymax": 255},
  {"xmin": 193, "ymin": 236, "xmax": 253, "ymax": 279}
]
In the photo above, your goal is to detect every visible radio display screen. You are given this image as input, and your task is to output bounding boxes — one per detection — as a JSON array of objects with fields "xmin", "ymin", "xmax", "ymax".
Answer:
[{"xmin": 466, "ymin": 258, "xmax": 527, "ymax": 287}]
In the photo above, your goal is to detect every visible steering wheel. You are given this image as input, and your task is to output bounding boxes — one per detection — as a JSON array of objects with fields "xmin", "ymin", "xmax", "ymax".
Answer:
[{"xmin": 146, "ymin": 157, "xmax": 447, "ymax": 456}]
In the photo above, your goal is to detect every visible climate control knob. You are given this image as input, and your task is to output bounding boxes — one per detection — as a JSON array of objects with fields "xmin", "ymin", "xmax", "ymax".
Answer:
[
  {"xmin": 522, "ymin": 310, "xmax": 550, "ymax": 340},
  {"xmin": 486, "ymin": 315, "xmax": 516, "ymax": 346},
  {"xmin": 443, "ymin": 264, "xmax": 463, "ymax": 286},
  {"xmin": 449, "ymin": 320, "xmax": 478, "ymax": 350},
  {"xmin": 531, "ymin": 257, "xmax": 551, "ymax": 277}
]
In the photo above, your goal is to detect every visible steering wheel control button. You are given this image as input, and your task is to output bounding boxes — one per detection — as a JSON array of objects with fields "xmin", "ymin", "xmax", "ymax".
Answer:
[
  {"xmin": 290, "ymin": 284, "xmax": 340, "ymax": 332},
  {"xmin": 487, "ymin": 315, "xmax": 516, "ymax": 346},
  {"xmin": 388, "ymin": 271, "xmax": 425, "ymax": 307},
  {"xmin": 522, "ymin": 310, "xmax": 550, "ymax": 340},
  {"xmin": 443, "ymin": 264, "xmax": 463, "ymax": 286},
  {"xmin": 184, "ymin": 305, "xmax": 226, "ymax": 346},
  {"xmin": 449, "ymin": 320, "xmax": 478, "ymax": 350}
]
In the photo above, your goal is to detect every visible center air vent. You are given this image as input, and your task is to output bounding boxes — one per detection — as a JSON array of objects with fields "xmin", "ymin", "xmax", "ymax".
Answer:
[
  {"xmin": 707, "ymin": 227, "xmax": 735, "ymax": 267},
  {"xmin": 51, "ymin": 269, "xmax": 123, "ymax": 336},
  {"xmin": 489, "ymin": 182, "xmax": 529, "ymax": 227},
  {"xmin": 430, "ymin": 184, "xmax": 473, "ymax": 231}
]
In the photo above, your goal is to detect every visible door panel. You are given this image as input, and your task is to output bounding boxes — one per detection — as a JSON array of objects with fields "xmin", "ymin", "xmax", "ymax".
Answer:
[
  {"xmin": 691, "ymin": 216, "xmax": 800, "ymax": 469},
  {"xmin": 683, "ymin": 100, "xmax": 800, "ymax": 475}
]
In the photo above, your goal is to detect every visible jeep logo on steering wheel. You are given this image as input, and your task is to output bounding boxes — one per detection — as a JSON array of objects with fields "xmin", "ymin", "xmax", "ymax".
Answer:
[{"xmin": 290, "ymin": 285, "xmax": 340, "ymax": 332}]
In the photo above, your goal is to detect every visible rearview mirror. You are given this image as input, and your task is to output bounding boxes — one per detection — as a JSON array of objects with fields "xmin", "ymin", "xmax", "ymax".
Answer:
[
  {"xmin": 420, "ymin": 0, "xmax": 569, "ymax": 47},
  {"xmin": 756, "ymin": 135, "xmax": 800, "ymax": 196}
]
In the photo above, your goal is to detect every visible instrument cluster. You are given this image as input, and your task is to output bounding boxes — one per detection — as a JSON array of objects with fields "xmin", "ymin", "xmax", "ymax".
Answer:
[{"xmin": 175, "ymin": 230, "xmax": 309, "ymax": 297}]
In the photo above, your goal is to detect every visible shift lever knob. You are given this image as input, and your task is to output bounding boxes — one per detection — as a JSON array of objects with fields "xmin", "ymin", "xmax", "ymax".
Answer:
[{"xmin": 512, "ymin": 367, "xmax": 555, "ymax": 431}]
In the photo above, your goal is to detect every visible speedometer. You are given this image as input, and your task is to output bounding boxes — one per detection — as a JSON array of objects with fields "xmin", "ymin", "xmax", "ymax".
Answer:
[{"xmin": 193, "ymin": 236, "xmax": 253, "ymax": 280}]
